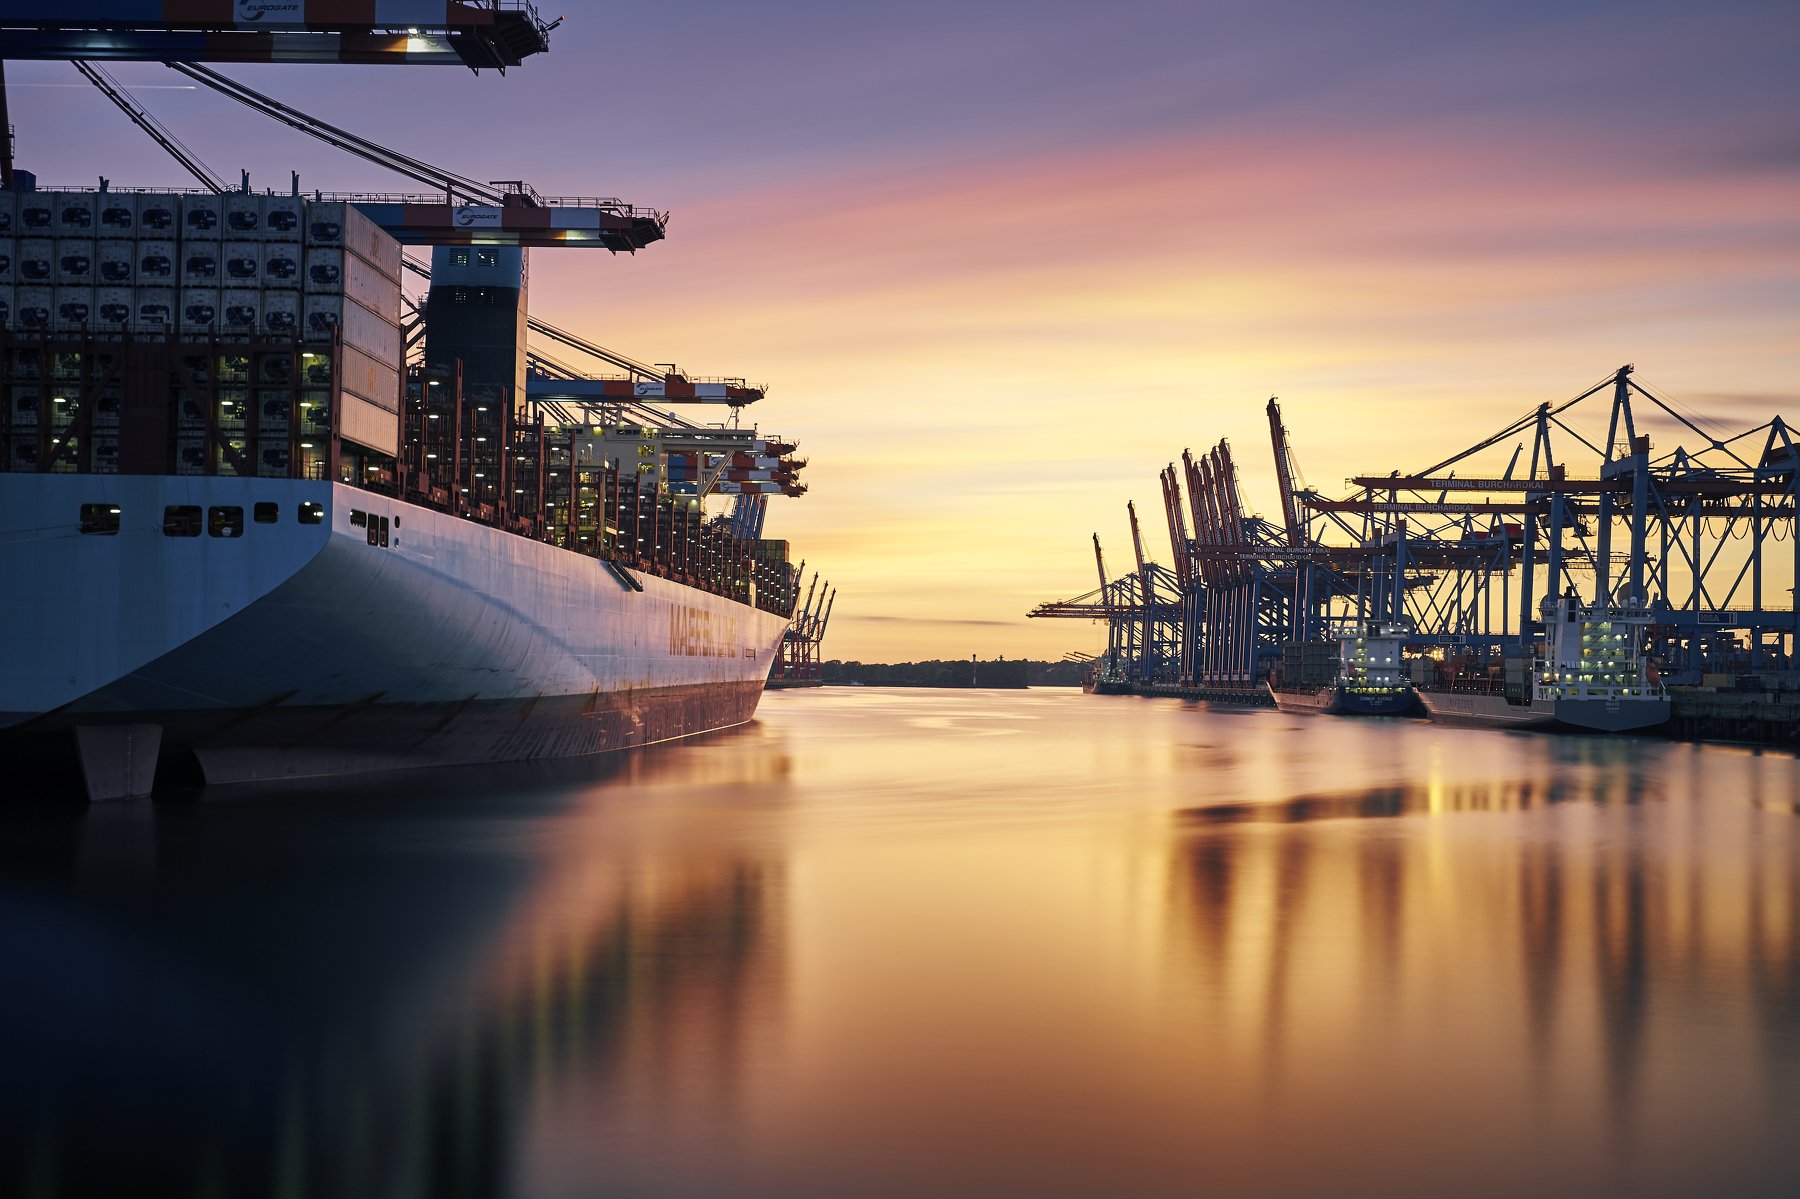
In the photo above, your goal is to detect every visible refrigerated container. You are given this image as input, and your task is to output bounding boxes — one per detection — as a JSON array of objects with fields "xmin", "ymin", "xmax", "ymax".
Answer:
[
  {"xmin": 261, "ymin": 242, "xmax": 301, "ymax": 286},
  {"xmin": 15, "ymin": 286, "xmax": 52, "ymax": 328},
  {"xmin": 221, "ymin": 288, "xmax": 261, "ymax": 332},
  {"xmin": 16, "ymin": 239, "xmax": 53, "ymax": 284},
  {"xmin": 16, "ymin": 194, "xmax": 53, "ymax": 233},
  {"xmin": 224, "ymin": 193, "xmax": 262, "ymax": 237},
  {"xmin": 97, "ymin": 195, "xmax": 136, "ymax": 234},
  {"xmin": 263, "ymin": 195, "xmax": 303, "ymax": 238},
  {"xmin": 135, "ymin": 286, "xmax": 175, "ymax": 329},
  {"xmin": 95, "ymin": 286, "xmax": 133, "ymax": 326},
  {"xmin": 180, "ymin": 245, "xmax": 220, "ymax": 284},
  {"xmin": 52, "ymin": 192, "xmax": 97, "ymax": 236},
  {"xmin": 137, "ymin": 195, "xmax": 178, "ymax": 233},
  {"xmin": 179, "ymin": 287, "xmax": 220, "ymax": 332},
  {"xmin": 182, "ymin": 193, "xmax": 224, "ymax": 239},
  {"xmin": 53, "ymin": 239, "xmax": 95, "ymax": 286},
  {"xmin": 54, "ymin": 287, "xmax": 94, "ymax": 328},
  {"xmin": 303, "ymin": 248, "xmax": 401, "ymax": 321},
  {"xmin": 261, "ymin": 289, "xmax": 301, "ymax": 335},
  {"xmin": 97, "ymin": 238, "xmax": 135, "ymax": 285},
  {"xmin": 303, "ymin": 201, "xmax": 401, "ymax": 280},
  {"xmin": 222, "ymin": 240, "xmax": 261, "ymax": 284},
  {"xmin": 138, "ymin": 240, "xmax": 177, "ymax": 283}
]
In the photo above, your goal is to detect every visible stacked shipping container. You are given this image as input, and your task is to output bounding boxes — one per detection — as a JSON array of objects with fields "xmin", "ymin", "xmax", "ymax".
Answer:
[{"xmin": 0, "ymin": 188, "xmax": 402, "ymax": 465}]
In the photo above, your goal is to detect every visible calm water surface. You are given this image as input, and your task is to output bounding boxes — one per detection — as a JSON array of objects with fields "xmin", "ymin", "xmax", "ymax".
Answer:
[{"xmin": 3, "ymin": 688, "xmax": 1799, "ymax": 1198}]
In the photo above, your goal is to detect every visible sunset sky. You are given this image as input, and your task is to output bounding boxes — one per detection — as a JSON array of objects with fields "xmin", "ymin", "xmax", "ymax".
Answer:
[{"xmin": 13, "ymin": 0, "xmax": 1799, "ymax": 660}]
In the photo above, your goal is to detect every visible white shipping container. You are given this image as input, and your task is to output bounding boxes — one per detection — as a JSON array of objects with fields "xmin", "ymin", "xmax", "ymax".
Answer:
[
  {"xmin": 136, "ymin": 195, "xmax": 178, "ymax": 234},
  {"xmin": 302, "ymin": 293, "xmax": 400, "ymax": 365},
  {"xmin": 135, "ymin": 286, "xmax": 176, "ymax": 329},
  {"xmin": 304, "ymin": 248, "xmax": 402, "ymax": 324},
  {"xmin": 97, "ymin": 238, "xmax": 136, "ymax": 286},
  {"xmin": 303, "ymin": 201, "xmax": 401, "ymax": 279},
  {"xmin": 261, "ymin": 242, "xmax": 302, "ymax": 287},
  {"xmin": 52, "ymin": 192, "xmax": 97, "ymax": 236},
  {"xmin": 138, "ymin": 240, "xmax": 177, "ymax": 284},
  {"xmin": 16, "ymin": 238, "xmax": 52, "ymax": 284},
  {"xmin": 16, "ymin": 194, "xmax": 53, "ymax": 234},
  {"xmin": 54, "ymin": 286, "xmax": 94, "ymax": 328},
  {"xmin": 344, "ymin": 205, "xmax": 401, "ymax": 280},
  {"xmin": 96, "ymin": 194, "xmax": 136, "ymax": 234},
  {"xmin": 15, "ymin": 286, "xmax": 53, "ymax": 329},
  {"xmin": 262, "ymin": 289, "xmax": 301, "ymax": 335},
  {"xmin": 222, "ymin": 288, "xmax": 261, "ymax": 332},
  {"xmin": 341, "ymin": 343, "xmax": 400, "ymax": 412},
  {"xmin": 53, "ymin": 239, "xmax": 95, "ymax": 286},
  {"xmin": 224, "ymin": 193, "xmax": 262, "ymax": 237},
  {"xmin": 179, "ymin": 287, "xmax": 220, "ymax": 332},
  {"xmin": 182, "ymin": 193, "xmax": 224, "ymax": 239},
  {"xmin": 95, "ymin": 286, "xmax": 134, "ymax": 326},
  {"xmin": 0, "ymin": 242, "xmax": 13, "ymax": 286},
  {"xmin": 263, "ymin": 195, "xmax": 303, "ymax": 238},
  {"xmin": 303, "ymin": 200, "xmax": 346, "ymax": 247},
  {"xmin": 0, "ymin": 190, "xmax": 14, "ymax": 236},
  {"xmin": 339, "ymin": 393, "xmax": 399, "ymax": 458},
  {"xmin": 179, "ymin": 244, "xmax": 220, "ymax": 285},
  {"xmin": 222, "ymin": 240, "xmax": 261, "ymax": 285},
  {"xmin": 0, "ymin": 284, "xmax": 12, "ymax": 328}
]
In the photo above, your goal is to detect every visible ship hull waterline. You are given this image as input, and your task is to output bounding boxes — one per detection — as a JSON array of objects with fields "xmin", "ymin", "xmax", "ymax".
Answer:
[
  {"xmin": 1267, "ymin": 683, "xmax": 1420, "ymax": 717},
  {"xmin": 1417, "ymin": 689, "xmax": 1671, "ymax": 733},
  {"xmin": 0, "ymin": 475, "xmax": 791, "ymax": 794}
]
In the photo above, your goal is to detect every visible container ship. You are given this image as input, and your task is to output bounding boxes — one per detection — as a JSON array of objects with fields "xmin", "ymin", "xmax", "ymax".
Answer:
[
  {"xmin": 1268, "ymin": 621, "xmax": 1419, "ymax": 716},
  {"xmin": 0, "ymin": 188, "xmax": 806, "ymax": 800},
  {"xmin": 1416, "ymin": 596, "xmax": 1670, "ymax": 733}
]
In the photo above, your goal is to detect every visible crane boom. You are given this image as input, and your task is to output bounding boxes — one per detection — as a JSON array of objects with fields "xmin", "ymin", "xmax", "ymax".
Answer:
[
  {"xmin": 1267, "ymin": 398, "xmax": 1305, "ymax": 548},
  {"xmin": 167, "ymin": 60, "xmax": 500, "ymax": 204},
  {"xmin": 73, "ymin": 60, "xmax": 226, "ymax": 193}
]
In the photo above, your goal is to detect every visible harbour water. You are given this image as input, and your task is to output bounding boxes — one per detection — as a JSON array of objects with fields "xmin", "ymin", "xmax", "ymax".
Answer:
[{"xmin": 3, "ymin": 687, "xmax": 1798, "ymax": 1198}]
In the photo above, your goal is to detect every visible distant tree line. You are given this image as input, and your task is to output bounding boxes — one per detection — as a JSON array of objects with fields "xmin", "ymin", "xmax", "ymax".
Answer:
[{"xmin": 819, "ymin": 659, "xmax": 1088, "ymax": 688}]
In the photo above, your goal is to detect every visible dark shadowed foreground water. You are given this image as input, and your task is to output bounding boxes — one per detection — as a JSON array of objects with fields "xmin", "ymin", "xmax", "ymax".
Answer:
[{"xmin": 3, "ymin": 688, "xmax": 1799, "ymax": 1198}]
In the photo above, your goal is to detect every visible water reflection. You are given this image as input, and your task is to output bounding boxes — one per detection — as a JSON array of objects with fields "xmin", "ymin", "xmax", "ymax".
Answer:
[
  {"xmin": 1165, "ymin": 769, "xmax": 1800, "ymax": 1196},
  {"xmin": 3, "ymin": 692, "xmax": 1799, "ymax": 1199},
  {"xmin": 0, "ymin": 736, "xmax": 792, "ymax": 1199}
]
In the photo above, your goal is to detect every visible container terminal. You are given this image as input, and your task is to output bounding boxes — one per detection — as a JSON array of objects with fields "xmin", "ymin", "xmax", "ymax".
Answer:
[
  {"xmin": 1033, "ymin": 368, "xmax": 1800, "ymax": 746},
  {"xmin": 0, "ymin": 3, "xmax": 826, "ymax": 800}
]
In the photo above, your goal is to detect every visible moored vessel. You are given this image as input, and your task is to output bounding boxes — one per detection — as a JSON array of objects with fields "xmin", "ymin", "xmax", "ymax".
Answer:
[
  {"xmin": 0, "ymin": 188, "xmax": 808, "ymax": 799},
  {"xmin": 1417, "ymin": 595, "xmax": 1670, "ymax": 733},
  {"xmin": 1268, "ymin": 621, "xmax": 1419, "ymax": 716}
]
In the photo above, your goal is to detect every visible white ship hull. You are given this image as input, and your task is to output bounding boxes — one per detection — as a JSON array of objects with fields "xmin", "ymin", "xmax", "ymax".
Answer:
[{"xmin": 0, "ymin": 474, "xmax": 789, "ymax": 791}]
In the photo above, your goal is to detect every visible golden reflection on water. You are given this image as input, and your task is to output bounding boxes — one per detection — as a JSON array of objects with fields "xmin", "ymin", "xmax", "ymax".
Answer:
[{"xmin": 3, "ymin": 690, "xmax": 1799, "ymax": 1198}]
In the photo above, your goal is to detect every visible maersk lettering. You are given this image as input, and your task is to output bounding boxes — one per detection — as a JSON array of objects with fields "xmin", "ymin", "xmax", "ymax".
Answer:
[{"xmin": 669, "ymin": 603, "xmax": 745, "ymax": 658}]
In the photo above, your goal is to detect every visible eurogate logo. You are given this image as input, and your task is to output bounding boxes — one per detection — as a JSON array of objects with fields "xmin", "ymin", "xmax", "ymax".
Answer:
[{"xmin": 235, "ymin": 1, "xmax": 302, "ymax": 23}]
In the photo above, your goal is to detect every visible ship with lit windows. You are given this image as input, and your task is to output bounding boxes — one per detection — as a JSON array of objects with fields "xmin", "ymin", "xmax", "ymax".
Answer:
[
  {"xmin": 1267, "ymin": 620, "xmax": 1420, "ymax": 716},
  {"xmin": 1416, "ymin": 595, "xmax": 1671, "ymax": 732}
]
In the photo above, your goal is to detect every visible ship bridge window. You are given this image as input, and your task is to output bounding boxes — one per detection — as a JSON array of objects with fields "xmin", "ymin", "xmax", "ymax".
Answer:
[
  {"xmin": 79, "ymin": 503, "xmax": 120, "ymax": 535},
  {"xmin": 254, "ymin": 502, "xmax": 279, "ymax": 524},
  {"xmin": 451, "ymin": 250, "xmax": 469, "ymax": 266},
  {"xmin": 298, "ymin": 501, "xmax": 324, "ymax": 525},
  {"xmin": 163, "ymin": 505, "xmax": 202, "ymax": 537},
  {"xmin": 208, "ymin": 506, "xmax": 244, "ymax": 538},
  {"xmin": 350, "ymin": 509, "xmax": 367, "ymax": 528},
  {"xmin": 477, "ymin": 250, "xmax": 499, "ymax": 268}
]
